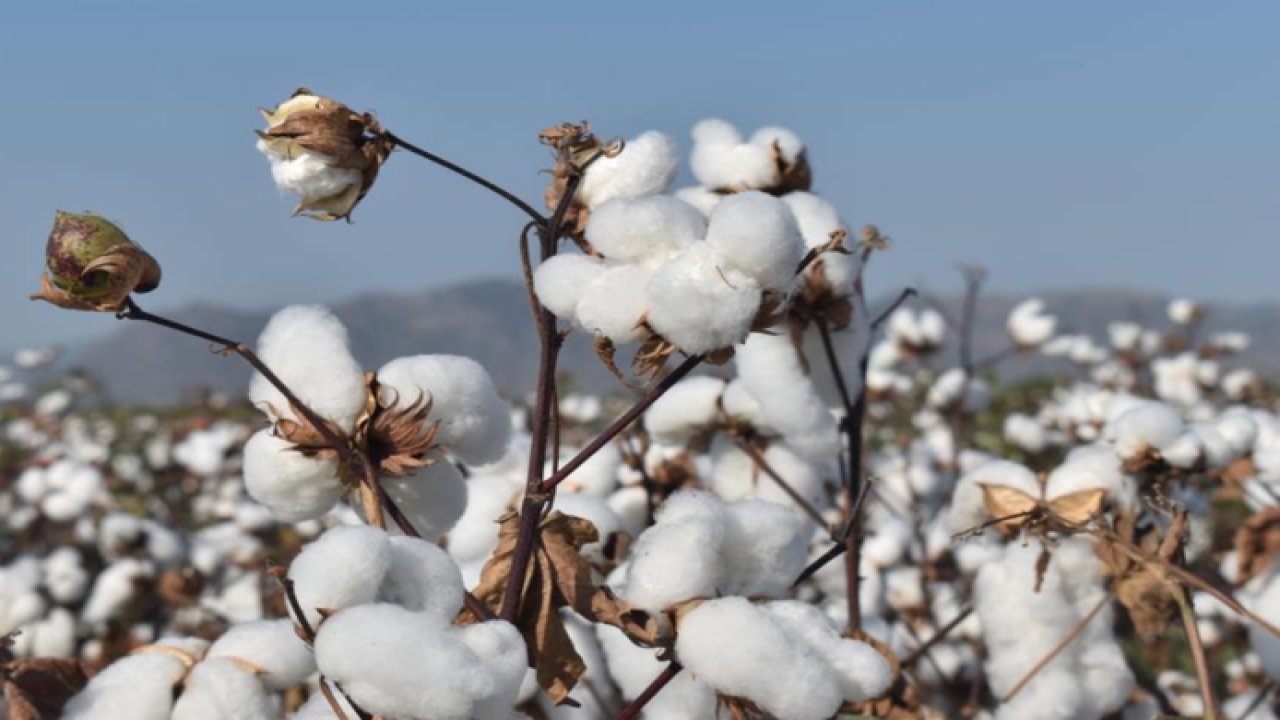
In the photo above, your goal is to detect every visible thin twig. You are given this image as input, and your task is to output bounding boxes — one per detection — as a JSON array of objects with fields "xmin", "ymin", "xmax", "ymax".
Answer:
[
  {"xmin": 731, "ymin": 435, "xmax": 830, "ymax": 532},
  {"xmin": 871, "ymin": 287, "xmax": 918, "ymax": 331},
  {"xmin": 1175, "ymin": 586, "xmax": 1220, "ymax": 720},
  {"xmin": 1232, "ymin": 682, "xmax": 1276, "ymax": 720},
  {"xmin": 1001, "ymin": 592, "xmax": 1110, "ymax": 703},
  {"xmin": 901, "ymin": 606, "xmax": 974, "ymax": 668},
  {"xmin": 384, "ymin": 132, "xmax": 546, "ymax": 224},
  {"xmin": 616, "ymin": 662, "xmax": 683, "ymax": 720}
]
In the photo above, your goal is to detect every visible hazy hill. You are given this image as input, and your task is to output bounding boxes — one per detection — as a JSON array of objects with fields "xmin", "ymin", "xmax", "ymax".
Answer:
[{"xmin": 63, "ymin": 279, "xmax": 1280, "ymax": 405}]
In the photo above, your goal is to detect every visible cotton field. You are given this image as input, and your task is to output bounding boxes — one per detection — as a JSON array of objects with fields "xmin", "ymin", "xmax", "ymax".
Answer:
[{"xmin": 6, "ymin": 90, "xmax": 1280, "ymax": 720}]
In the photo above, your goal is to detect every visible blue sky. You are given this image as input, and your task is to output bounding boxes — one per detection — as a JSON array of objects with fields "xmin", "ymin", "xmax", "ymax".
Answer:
[{"xmin": 3, "ymin": 1, "xmax": 1278, "ymax": 350}]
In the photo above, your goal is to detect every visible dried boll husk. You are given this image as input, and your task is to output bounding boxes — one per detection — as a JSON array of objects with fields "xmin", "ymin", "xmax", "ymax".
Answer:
[
  {"xmin": 30, "ymin": 211, "xmax": 162, "ymax": 312},
  {"xmin": 257, "ymin": 88, "xmax": 393, "ymax": 221}
]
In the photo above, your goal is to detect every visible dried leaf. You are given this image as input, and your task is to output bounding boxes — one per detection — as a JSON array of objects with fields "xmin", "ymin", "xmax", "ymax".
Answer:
[
  {"xmin": 978, "ymin": 484, "xmax": 1039, "ymax": 532},
  {"xmin": 1045, "ymin": 488, "xmax": 1106, "ymax": 525},
  {"xmin": 1234, "ymin": 508, "xmax": 1280, "ymax": 585},
  {"xmin": 593, "ymin": 336, "xmax": 634, "ymax": 389},
  {"xmin": 3, "ymin": 655, "xmax": 92, "ymax": 720},
  {"xmin": 463, "ymin": 512, "xmax": 662, "ymax": 704}
]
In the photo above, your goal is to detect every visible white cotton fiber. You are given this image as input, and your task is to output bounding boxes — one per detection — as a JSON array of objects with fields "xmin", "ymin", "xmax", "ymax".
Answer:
[
  {"xmin": 1007, "ymin": 299, "xmax": 1057, "ymax": 348},
  {"xmin": 258, "ymin": 143, "xmax": 361, "ymax": 203},
  {"xmin": 625, "ymin": 492, "xmax": 728, "ymax": 612},
  {"xmin": 676, "ymin": 597, "xmax": 844, "ymax": 720},
  {"xmin": 674, "ymin": 185, "xmax": 723, "ymax": 216},
  {"xmin": 577, "ymin": 131, "xmax": 679, "ymax": 209},
  {"xmin": 208, "ymin": 618, "xmax": 317, "ymax": 691},
  {"xmin": 250, "ymin": 305, "xmax": 366, "ymax": 432},
  {"xmin": 574, "ymin": 264, "xmax": 653, "ymax": 344},
  {"xmin": 533, "ymin": 253, "xmax": 605, "ymax": 319},
  {"xmin": 555, "ymin": 442, "xmax": 621, "ymax": 496},
  {"xmin": 643, "ymin": 376, "xmax": 726, "ymax": 443},
  {"xmin": 782, "ymin": 192, "xmax": 845, "ymax": 248},
  {"xmin": 690, "ymin": 119, "xmax": 777, "ymax": 191},
  {"xmin": 457, "ymin": 621, "xmax": 528, "ymax": 720},
  {"xmin": 378, "ymin": 459, "xmax": 469, "ymax": 541},
  {"xmin": 755, "ymin": 442, "xmax": 828, "ymax": 522},
  {"xmin": 704, "ymin": 191, "xmax": 804, "ymax": 291},
  {"xmin": 171, "ymin": 657, "xmax": 276, "ymax": 720},
  {"xmin": 64, "ymin": 637, "xmax": 208, "ymax": 720},
  {"xmin": 720, "ymin": 499, "xmax": 808, "ymax": 598},
  {"xmin": 448, "ymin": 473, "xmax": 520, "ymax": 567},
  {"xmin": 586, "ymin": 195, "xmax": 706, "ymax": 264},
  {"xmin": 242, "ymin": 429, "xmax": 345, "ymax": 522},
  {"xmin": 646, "ymin": 243, "xmax": 762, "ymax": 354},
  {"xmin": 376, "ymin": 354, "xmax": 512, "ymax": 465},
  {"xmin": 1104, "ymin": 402, "xmax": 1185, "ymax": 462},
  {"xmin": 1046, "ymin": 443, "xmax": 1137, "ymax": 511},
  {"xmin": 288, "ymin": 525, "xmax": 391, "ymax": 629},
  {"xmin": 735, "ymin": 331, "xmax": 840, "ymax": 461},
  {"xmin": 1248, "ymin": 572, "xmax": 1280, "ymax": 681},
  {"xmin": 763, "ymin": 600, "xmax": 893, "ymax": 701},
  {"xmin": 81, "ymin": 557, "xmax": 153, "ymax": 627},
  {"xmin": 379, "ymin": 535, "xmax": 465, "ymax": 621}
]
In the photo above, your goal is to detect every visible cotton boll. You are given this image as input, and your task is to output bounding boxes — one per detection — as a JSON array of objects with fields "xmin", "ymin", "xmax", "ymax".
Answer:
[
  {"xmin": 288, "ymin": 525, "xmax": 391, "ymax": 629},
  {"xmin": 171, "ymin": 657, "xmax": 276, "ymax": 720},
  {"xmin": 376, "ymin": 354, "xmax": 512, "ymax": 465},
  {"xmin": 704, "ymin": 191, "xmax": 804, "ymax": 290},
  {"xmin": 43, "ymin": 547, "xmax": 89, "ymax": 604},
  {"xmin": 1004, "ymin": 413, "xmax": 1049, "ymax": 454},
  {"xmin": 249, "ymin": 305, "xmax": 367, "ymax": 432},
  {"xmin": 1248, "ymin": 572, "xmax": 1280, "ymax": 681},
  {"xmin": 762, "ymin": 600, "xmax": 893, "ymax": 701},
  {"xmin": 64, "ymin": 637, "xmax": 208, "ymax": 720},
  {"xmin": 782, "ymin": 192, "xmax": 846, "ymax": 250},
  {"xmin": 1046, "ymin": 444, "xmax": 1137, "ymax": 512},
  {"xmin": 1007, "ymin": 299, "xmax": 1057, "ymax": 348},
  {"xmin": 259, "ymin": 144, "xmax": 361, "ymax": 204},
  {"xmin": 533, "ymin": 253, "xmax": 606, "ymax": 319},
  {"xmin": 457, "ymin": 620, "xmax": 528, "ymax": 720},
  {"xmin": 1168, "ymin": 298, "xmax": 1203, "ymax": 325},
  {"xmin": 690, "ymin": 119, "xmax": 776, "ymax": 191},
  {"xmin": 577, "ymin": 131, "xmax": 679, "ymax": 209},
  {"xmin": 719, "ymin": 499, "xmax": 808, "ymax": 598},
  {"xmin": 208, "ymin": 619, "xmax": 316, "ymax": 691},
  {"xmin": 378, "ymin": 460, "xmax": 469, "ymax": 541},
  {"xmin": 12, "ymin": 607, "xmax": 76, "ymax": 658},
  {"xmin": 575, "ymin": 264, "xmax": 653, "ymax": 344},
  {"xmin": 377, "ymin": 535, "xmax": 467, "ymax": 621},
  {"xmin": 755, "ymin": 442, "xmax": 829, "ymax": 522},
  {"xmin": 449, "ymin": 474, "xmax": 520, "ymax": 569},
  {"xmin": 81, "ymin": 557, "xmax": 153, "ymax": 627},
  {"xmin": 644, "ymin": 376, "xmax": 727, "ymax": 444},
  {"xmin": 646, "ymin": 243, "xmax": 761, "ymax": 354},
  {"xmin": 242, "ymin": 430, "xmax": 345, "ymax": 522},
  {"xmin": 315, "ymin": 604, "xmax": 504, "ymax": 720},
  {"xmin": 625, "ymin": 492, "xmax": 727, "ymax": 612},
  {"xmin": 556, "ymin": 442, "xmax": 621, "ymax": 496},
  {"xmin": 1105, "ymin": 402, "xmax": 1185, "ymax": 462},
  {"xmin": 586, "ymin": 195, "xmax": 705, "ymax": 264},
  {"xmin": 676, "ymin": 597, "xmax": 844, "ymax": 720},
  {"xmin": 735, "ymin": 331, "xmax": 840, "ymax": 461}
]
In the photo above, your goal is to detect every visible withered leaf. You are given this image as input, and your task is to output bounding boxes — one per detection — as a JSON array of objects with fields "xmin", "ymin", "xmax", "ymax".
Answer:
[
  {"xmin": 3, "ymin": 656, "xmax": 92, "ymax": 720},
  {"xmin": 1234, "ymin": 507, "xmax": 1280, "ymax": 585},
  {"xmin": 1045, "ymin": 489, "xmax": 1106, "ymax": 525},
  {"xmin": 463, "ymin": 512, "xmax": 661, "ymax": 704},
  {"xmin": 978, "ymin": 484, "xmax": 1105, "ymax": 536}
]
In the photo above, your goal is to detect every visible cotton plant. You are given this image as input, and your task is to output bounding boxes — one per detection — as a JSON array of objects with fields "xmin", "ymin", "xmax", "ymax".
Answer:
[{"xmin": 242, "ymin": 304, "xmax": 511, "ymax": 540}]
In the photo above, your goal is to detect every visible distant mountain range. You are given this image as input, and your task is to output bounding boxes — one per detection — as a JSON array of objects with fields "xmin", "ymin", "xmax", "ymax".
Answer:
[{"xmin": 55, "ymin": 279, "xmax": 1280, "ymax": 405}]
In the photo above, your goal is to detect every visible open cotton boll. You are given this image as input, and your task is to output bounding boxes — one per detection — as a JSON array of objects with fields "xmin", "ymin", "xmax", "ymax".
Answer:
[
  {"xmin": 646, "ymin": 243, "xmax": 761, "ymax": 354},
  {"xmin": 574, "ymin": 264, "xmax": 653, "ymax": 344},
  {"xmin": 258, "ymin": 143, "xmax": 361, "ymax": 204},
  {"xmin": 674, "ymin": 185, "xmax": 722, "ymax": 217},
  {"xmin": 1046, "ymin": 444, "xmax": 1137, "ymax": 512},
  {"xmin": 1004, "ymin": 413, "xmax": 1050, "ymax": 454},
  {"xmin": 315, "ymin": 604, "xmax": 509, "ymax": 720},
  {"xmin": 11, "ymin": 608, "xmax": 75, "ymax": 658},
  {"xmin": 378, "ymin": 535, "xmax": 465, "ymax": 620},
  {"xmin": 597, "ymin": 623, "xmax": 718, "ymax": 720},
  {"xmin": 762, "ymin": 600, "xmax": 893, "ymax": 702},
  {"xmin": 782, "ymin": 192, "xmax": 845, "ymax": 249},
  {"xmin": 1168, "ymin": 298, "xmax": 1203, "ymax": 325},
  {"xmin": 288, "ymin": 525, "xmax": 391, "ymax": 629},
  {"xmin": 690, "ymin": 119, "xmax": 776, "ymax": 191},
  {"xmin": 643, "ymin": 376, "xmax": 726, "ymax": 444},
  {"xmin": 81, "ymin": 557, "xmax": 152, "ymax": 627},
  {"xmin": 249, "ymin": 305, "xmax": 367, "ymax": 432},
  {"xmin": 625, "ymin": 492, "xmax": 727, "ymax": 612},
  {"xmin": 735, "ymin": 331, "xmax": 840, "ymax": 461},
  {"xmin": 376, "ymin": 354, "xmax": 512, "ymax": 466},
  {"xmin": 457, "ymin": 621, "xmax": 528, "ymax": 720},
  {"xmin": 242, "ymin": 429, "xmax": 345, "ymax": 522},
  {"xmin": 207, "ymin": 619, "xmax": 316, "ymax": 691},
  {"xmin": 1007, "ymin": 298, "xmax": 1057, "ymax": 348},
  {"xmin": 676, "ymin": 597, "xmax": 844, "ymax": 720},
  {"xmin": 720, "ymin": 499, "xmax": 808, "ymax": 598},
  {"xmin": 949, "ymin": 460, "xmax": 1040, "ymax": 533},
  {"xmin": 750, "ymin": 126, "xmax": 804, "ymax": 164},
  {"xmin": 377, "ymin": 460, "xmax": 469, "ymax": 541},
  {"xmin": 586, "ymin": 195, "xmax": 706, "ymax": 265},
  {"xmin": 533, "ymin": 253, "xmax": 606, "ymax": 319},
  {"xmin": 704, "ymin": 191, "xmax": 804, "ymax": 290},
  {"xmin": 755, "ymin": 442, "xmax": 828, "ymax": 522},
  {"xmin": 1104, "ymin": 402, "xmax": 1184, "ymax": 462},
  {"xmin": 449, "ymin": 473, "xmax": 520, "ymax": 568},
  {"xmin": 577, "ymin": 131, "xmax": 679, "ymax": 209},
  {"xmin": 171, "ymin": 657, "xmax": 276, "ymax": 720},
  {"xmin": 64, "ymin": 637, "xmax": 209, "ymax": 720}
]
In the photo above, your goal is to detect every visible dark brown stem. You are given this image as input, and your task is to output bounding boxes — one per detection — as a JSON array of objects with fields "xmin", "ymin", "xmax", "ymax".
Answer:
[
  {"xmin": 539, "ymin": 354, "xmax": 704, "ymax": 494},
  {"xmin": 732, "ymin": 435, "xmax": 831, "ymax": 532},
  {"xmin": 616, "ymin": 662, "xmax": 683, "ymax": 720},
  {"xmin": 901, "ymin": 606, "xmax": 974, "ymax": 667},
  {"xmin": 273, "ymin": 570, "xmax": 372, "ymax": 720},
  {"xmin": 791, "ymin": 477, "xmax": 873, "ymax": 587},
  {"xmin": 872, "ymin": 287, "xmax": 917, "ymax": 331},
  {"xmin": 384, "ymin": 132, "xmax": 546, "ymax": 224}
]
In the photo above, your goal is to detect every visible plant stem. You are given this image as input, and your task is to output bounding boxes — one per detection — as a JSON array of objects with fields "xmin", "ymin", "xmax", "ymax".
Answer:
[
  {"xmin": 538, "ymin": 354, "xmax": 704, "ymax": 494},
  {"xmin": 901, "ymin": 606, "xmax": 974, "ymax": 667},
  {"xmin": 616, "ymin": 663, "xmax": 683, "ymax": 720},
  {"xmin": 384, "ymin": 132, "xmax": 546, "ymax": 224},
  {"xmin": 732, "ymin": 435, "xmax": 831, "ymax": 532},
  {"xmin": 1175, "ymin": 586, "xmax": 1219, "ymax": 720}
]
